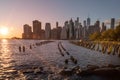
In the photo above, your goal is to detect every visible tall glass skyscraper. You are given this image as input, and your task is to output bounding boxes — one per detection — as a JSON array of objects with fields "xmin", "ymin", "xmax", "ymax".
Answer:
[
  {"xmin": 111, "ymin": 18, "xmax": 115, "ymax": 29},
  {"xmin": 87, "ymin": 17, "xmax": 91, "ymax": 27}
]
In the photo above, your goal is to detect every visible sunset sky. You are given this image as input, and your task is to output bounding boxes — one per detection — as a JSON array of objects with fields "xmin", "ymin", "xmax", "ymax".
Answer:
[{"xmin": 0, "ymin": 0, "xmax": 120, "ymax": 38}]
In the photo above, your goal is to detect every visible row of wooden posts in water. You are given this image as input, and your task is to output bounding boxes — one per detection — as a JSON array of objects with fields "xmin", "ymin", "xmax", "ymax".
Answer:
[
  {"xmin": 18, "ymin": 41, "xmax": 54, "ymax": 52},
  {"xmin": 73, "ymin": 41, "xmax": 120, "ymax": 57},
  {"xmin": 18, "ymin": 45, "xmax": 33, "ymax": 52},
  {"xmin": 58, "ymin": 42, "xmax": 78, "ymax": 65}
]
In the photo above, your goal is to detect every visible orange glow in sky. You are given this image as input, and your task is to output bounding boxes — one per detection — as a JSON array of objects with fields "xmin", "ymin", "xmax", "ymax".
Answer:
[
  {"xmin": 0, "ymin": 27, "xmax": 8, "ymax": 35},
  {"xmin": 0, "ymin": 26, "xmax": 9, "ymax": 38},
  {"xmin": 0, "ymin": 26, "xmax": 21, "ymax": 39}
]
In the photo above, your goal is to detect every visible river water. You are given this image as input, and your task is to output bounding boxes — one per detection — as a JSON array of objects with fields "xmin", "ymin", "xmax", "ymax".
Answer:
[{"xmin": 0, "ymin": 39, "xmax": 120, "ymax": 80}]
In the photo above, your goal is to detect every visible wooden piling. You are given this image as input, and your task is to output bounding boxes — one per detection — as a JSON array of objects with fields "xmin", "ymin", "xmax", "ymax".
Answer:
[
  {"xmin": 23, "ymin": 46, "xmax": 25, "ymax": 52},
  {"xmin": 19, "ymin": 46, "xmax": 21, "ymax": 52}
]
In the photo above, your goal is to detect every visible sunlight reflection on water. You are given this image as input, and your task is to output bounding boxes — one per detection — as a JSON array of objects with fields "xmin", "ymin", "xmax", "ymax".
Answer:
[
  {"xmin": 0, "ymin": 39, "xmax": 16, "ymax": 79},
  {"xmin": 0, "ymin": 40, "xmax": 120, "ymax": 80}
]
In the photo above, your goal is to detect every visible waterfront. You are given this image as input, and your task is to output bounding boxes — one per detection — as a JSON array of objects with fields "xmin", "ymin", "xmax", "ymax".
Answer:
[{"xmin": 0, "ymin": 39, "xmax": 120, "ymax": 80}]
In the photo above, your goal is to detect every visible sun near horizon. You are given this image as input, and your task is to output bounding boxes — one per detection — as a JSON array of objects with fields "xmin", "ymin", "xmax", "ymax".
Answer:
[
  {"xmin": 0, "ymin": 27, "xmax": 8, "ymax": 35},
  {"xmin": 0, "ymin": 26, "xmax": 9, "ymax": 39},
  {"xmin": 0, "ymin": 25, "xmax": 22, "ymax": 39}
]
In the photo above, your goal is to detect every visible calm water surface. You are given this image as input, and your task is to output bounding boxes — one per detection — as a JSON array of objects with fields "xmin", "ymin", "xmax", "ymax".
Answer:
[{"xmin": 0, "ymin": 39, "xmax": 120, "ymax": 80}]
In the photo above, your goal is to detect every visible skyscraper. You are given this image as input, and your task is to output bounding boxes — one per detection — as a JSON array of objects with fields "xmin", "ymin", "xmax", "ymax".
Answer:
[
  {"xmin": 56, "ymin": 22, "xmax": 58, "ymax": 28},
  {"xmin": 111, "ymin": 18, "xmax": 115, "ymax": 29},
  {"xmin": 64, "ymin": 21, "xmax": 69, "ymax": 39},
  {"xmin": 77, "ymin": 17, "xmax": 79, "ymax": 22},
  {"xmin": 33, "ymin": 20, "xmax": 41, "ymax": 34},
  {"xmin": 51, "ymin": 28, "xmax": 57, "ymax": 39},
  {"xmin": 45, "ymin": 23, "xmax": 51, "ymax": 39},
  {"xmin": 83, "ymin": 20, "xmax": 87, "ymax": 40},
  {"xmin": 94, "ymin": 20, "xmax": 100, "ymax": 32},
  {"xmin": 69, "ymin": 19, "xmax": 74, "ymax": 39},
  {"xmin": 57, "ymin": 27, "xmax": 62, "ymax": 39},
  {"xmin": 83, "ymin": 20, "xmax": 87, "ymax": 27},
  {"xmin": 40, "ymin": 29, "xmax": 45, "ymax": 40},
  {"xmin": 87, "ymin": 17, "xmax": 91, "ymax": 27},
  {"xmin": 33, "ymin": 20, "xmax": 41, "ymax": 39},
  {"xmin": 74, "ymin": 17, "xmax": 81, "ymax": 39},
  {"xmin": 101, "ymin": 22, "xmax": 106, "ymax": 32},
  {"xmin": 61, "ymin": 26, "xmax": 67, "ymax": 39},
  {"xmin": 22, "ymin": 24, "xmax": 32, "ymax": 39},
  {"xmin": 56, "ymin": 22, "xmax": 59, "ymax": 39}
]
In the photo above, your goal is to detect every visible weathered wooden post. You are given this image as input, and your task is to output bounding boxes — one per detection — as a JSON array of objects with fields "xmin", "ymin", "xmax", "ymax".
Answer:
[
  {"xmin": 19, "ymin": 46, "xmax": 21, "ymax": 52},
  {"xmin": 23, "ymin": 46, "xmax": 25, "ymax": 52},
  {"xmin": 30, "ymin": 45, "xmax": 32, "ymax": 49}
]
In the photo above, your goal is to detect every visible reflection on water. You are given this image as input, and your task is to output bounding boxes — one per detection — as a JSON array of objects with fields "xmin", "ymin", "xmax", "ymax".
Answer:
[
  {"xmin": 0, "ymin": 39, "xmax": 52, "ymax": 80},
  {"xmin": 0, "ymin": 40, "xmax": 120, "ymax": 80},
  {"xmin": 0, "ymin": 39, "xmax": 12, "ymax": 68},
  {"xmin": 0, "ymin": 39, "xmax": 16, "ymax": 79}
]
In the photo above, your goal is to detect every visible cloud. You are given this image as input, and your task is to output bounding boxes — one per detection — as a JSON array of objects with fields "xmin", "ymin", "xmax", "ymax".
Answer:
[
  {"xmin": 104, "ymin": 19, "xmax": 120, "ymax": 25},
  {"xmin": 104, "ymin": 19, "xmax": 111, "ymax": 25}
]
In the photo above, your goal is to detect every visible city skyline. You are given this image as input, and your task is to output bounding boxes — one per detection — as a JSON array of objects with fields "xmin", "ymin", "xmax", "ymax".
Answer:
[
  {"xmin": 22, "ymin": 17, "xmax": 113, "ymax": 40},
  {"xmin": 0, "ymin": 0, "xmax": 120, "ymax": 38}
]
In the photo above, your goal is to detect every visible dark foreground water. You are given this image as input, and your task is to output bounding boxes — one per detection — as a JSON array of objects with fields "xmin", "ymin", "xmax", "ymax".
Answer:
[{"xmin": 0, "ymin": 39, "xmax": 120, "ymax": 80}]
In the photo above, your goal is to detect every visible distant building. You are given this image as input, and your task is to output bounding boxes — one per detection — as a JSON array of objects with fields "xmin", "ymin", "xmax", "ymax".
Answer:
[
  {"xmin": 61, "ymin": 26, "xmax": 67, "ymax": 39},
  {"xmin": 22, "ymin": 17, "xmax": 110, "ymax": 40},
  {"xmin": 40, "ymin": 29, "xmax": 45, "ymax": 39},
  {"xmin": 56, "ymin": 22, "xmax": 61, "ymax": 39},
  {"xmin": 33, "ymin": 20, "xmax": 41, "ymax": 39},
  {"xmin": 83, "ymin": 20, "xmax": 87, "ymax": 27},
  {"xmin": 56, "ymin": 22, "xmax": 58, "ymax": 28},
  {"xmin": 64, "ymin": 21, "xmax": 69, "ymax": 39},
  {"xmin": 69, "ymin": 19, "xmax": 74, "ymax": 39},
  {"xmin": 57, "ymin": 27, "xmax": 62, "ymax": 39},
  {"xmin": 74, "ymin": 17, "xmax": 79, "ymax": 39},
  {"xmin": 83, "ymin": 20, "xmax": 87, "ymax": 40},
  {"xmin": 87, "ymin": 17, "xmax": 91, "ymax": 28},
  {"xmin": 94, "ymin": 20, "xmax": 100, "ymax": 32},
  {"xmin": 101, "ymin": 22, "xmax": 106, "ymax": 32},
  {"xmin": 111, "ymin": 18, "xmax": 115, "ymax": 29},
  {"xmin": 88, "ymin": 25, "xmax": 95, "ymax": 35},
  {"xmin": 45, "ymin": 23, "xmax": 51, "ymax": 39},
  {"xmin": 22, "ymin": 24, "xmax": 32, "ymax": 39},
  {"xmin": 51, "ymin": 28, "xmax": 57, "ymax": 39}
]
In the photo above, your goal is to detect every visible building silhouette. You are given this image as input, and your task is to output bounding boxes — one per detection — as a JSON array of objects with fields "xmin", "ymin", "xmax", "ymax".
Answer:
[
  {"xmin": 61, "ymin": 26, "xmax": 67, "ymax": 39},
  {"xmin": 87, "ymin": 17, "xmax": 91, "ymax": 28},
  {"xmin": 111, "ymin": 18, "xmax": 115, "ymax": 29},
  {"xmin": 22, "ymin": 17, "xmax": 111, "ymax": 40},
  {"xmin": 45, "ymin": 23, "xmax": 51, "ymax": 39},
  {"xmin": 83, "ymin": 20, "xmax": 87, "ymax": 39},
  {"xmin": 83, "ymin": 20, "xmax": 87, "ymax": 27},
  {"xmin": 69, "ymin": 19, "xmax": 75, "ymax": 39},
  {"xmin": 101, "ymin": 22, "xmax": 106, "ymax": 32},
  {"xmin": 22, "ymin": 24, "xmax": 32, "ymax": 39},
  {"xmin": 94, "ymin": 20, "xmax": 100, "ymax": 32},
  {"xmin": 57, "ymin": 27, "xmax": 62, "ymax": 39},
  {"xmin": 40, "ymin": 29, "xmax": 45, "ymax": 39},
  {"xmin": 51, "ymin": 28, "xmax": 57, "ymax": 39},
  {"xmin": 33, "ymin": 20, "xmax": 41, "ymax": 39}
]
